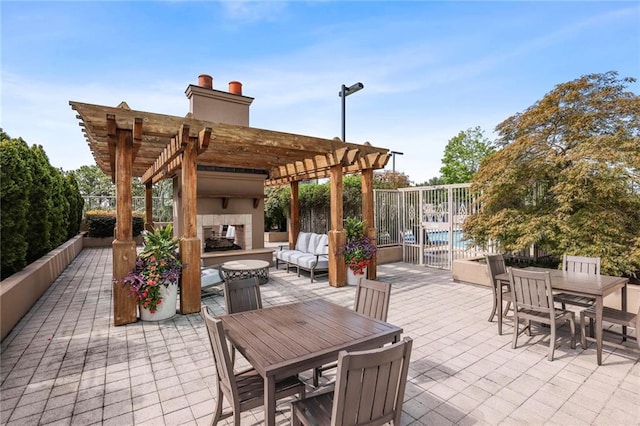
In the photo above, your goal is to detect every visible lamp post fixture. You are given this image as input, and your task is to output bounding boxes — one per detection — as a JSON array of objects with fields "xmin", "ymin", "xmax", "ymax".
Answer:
[
  {"xmin": 390, "ymin": 150, "xmax": 404, "ymax": 173},
  {"xmin": 339, "ymin": 82, "xmax": 364, "ymax": 142}
]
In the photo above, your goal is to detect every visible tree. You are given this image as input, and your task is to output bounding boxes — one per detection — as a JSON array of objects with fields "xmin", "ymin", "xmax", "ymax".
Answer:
[
  {"xmin": 439, "ymin": 126, "xmax": 495, "ymax": 184},
  {"xmin": 417, "ymin": 176, "xmax": 445, "ymax": 186},
  {"xmin": 463, "ymin": 72, "xmax": 640, "ymax": 276},
  {"xmin": 0, "ymin": 131, "xmax": 32, "ymax": 278},
  {"xmin": 26, "ymin": 145, "xmax": 53, "ymax": 261},
  {"xmin": 373, "ymin": 171, "xmax": 412, "ymax": 189},
  {"xmin": 74, "ymin": 165, "xmax": 115, "ymax": 197}
]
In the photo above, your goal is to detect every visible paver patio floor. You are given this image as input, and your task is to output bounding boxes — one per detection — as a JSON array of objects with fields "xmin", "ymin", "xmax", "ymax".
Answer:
[{"xmin": 1, "ymin": 247, "xmax": 638, "ymax": 425}]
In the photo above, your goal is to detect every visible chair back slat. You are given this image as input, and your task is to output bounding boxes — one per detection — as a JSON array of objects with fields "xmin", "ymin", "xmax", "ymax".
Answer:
[
  {"xmin": 563, "ymin": 254, "xmax": 601, "ymax": 275},
  {"xmin": 224, "ymin": 277, "xmax": 262, "ymax": 314},
  {"xmin": 509, "ymin": 268, "xmax": 554, "ymax": 314},
  {"xmin": 332, "ymin": 337, "xmax": 412, "ymax": 426},
  {"xmin": 200, "ymin": 306, "xmax": 238, "ymax": 400},
  {"xmin": 354, "ymin": 278, "xmax": 391, "ymax": 322}
]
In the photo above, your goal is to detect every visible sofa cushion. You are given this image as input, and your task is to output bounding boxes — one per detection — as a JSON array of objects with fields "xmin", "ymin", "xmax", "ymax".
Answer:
[
  {"xmin": 313, "ymin": 234, "xmax": 329, "ymax": 255},
  {"xmin": 295, "ymin": 232, "xmax": 312, "ymax": 253},
  {"xmin": 276, "ymin": 249, "xmax": 298, "ymax": 262},
  {"xmin": 297, "ymin": 254, "xmax": 329, "ymax": 270}
]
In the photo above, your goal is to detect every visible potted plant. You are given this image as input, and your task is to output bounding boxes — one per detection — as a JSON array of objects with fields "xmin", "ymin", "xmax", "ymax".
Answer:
[
  {"xmin": 343, "ymin": 217, "xmax": 377, "ymax": 285},
  {"xmin": 121, "ymin": 224, "xmax": 182, "ymax": 321}
]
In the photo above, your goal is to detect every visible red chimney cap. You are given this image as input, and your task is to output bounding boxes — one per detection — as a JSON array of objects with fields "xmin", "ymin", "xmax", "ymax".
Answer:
[{"xmin": 198, "ymin": 74, "xmax": 213, "ymax": 89}]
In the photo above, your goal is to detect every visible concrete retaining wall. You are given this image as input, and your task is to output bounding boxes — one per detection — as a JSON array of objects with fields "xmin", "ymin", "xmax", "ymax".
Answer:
[{"xmin": 1, "ymin": 234, "xmax": 84, "ymax": 341}]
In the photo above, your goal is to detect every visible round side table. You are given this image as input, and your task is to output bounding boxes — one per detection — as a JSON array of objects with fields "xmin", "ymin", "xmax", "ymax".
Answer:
[{"xmin": 221, "ymin": 259, "xmax": 270, "ymax": 284}]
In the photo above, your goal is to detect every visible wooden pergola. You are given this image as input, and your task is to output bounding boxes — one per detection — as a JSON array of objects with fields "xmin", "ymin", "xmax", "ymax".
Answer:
[{"xmin": 70, "ymin": 100, "xmax": 390, "ymax": 325}]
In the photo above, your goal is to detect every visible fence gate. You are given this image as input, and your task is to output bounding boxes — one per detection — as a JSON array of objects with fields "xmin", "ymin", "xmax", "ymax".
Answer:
[{"xmin": 399, "ymin": 184, "xmax": 488, "ymax": 269}]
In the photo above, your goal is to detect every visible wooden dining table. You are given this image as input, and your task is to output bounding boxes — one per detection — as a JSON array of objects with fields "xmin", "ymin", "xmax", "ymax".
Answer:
[
  {"xmin": 497, "ymin": 267, "xmax": 628, "ymax": 365},
  {"xmin": 218, "ymin": 298, "xmax": 403, "ymax": 426}
]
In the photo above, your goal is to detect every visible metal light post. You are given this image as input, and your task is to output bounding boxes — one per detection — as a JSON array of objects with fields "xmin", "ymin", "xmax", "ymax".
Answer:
[
  {"xmin": 390, "ymin": 150, "xmax": 404, "ymax": 173},
  {"xmin": 339, "ymin": 82, "xmax": 364, "ymax": 142}
]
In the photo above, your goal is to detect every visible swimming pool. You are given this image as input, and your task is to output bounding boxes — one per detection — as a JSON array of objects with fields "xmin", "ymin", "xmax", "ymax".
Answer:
[{"xmin": 427, "ymin": 229, "xmax": 465, "ymax": 246}]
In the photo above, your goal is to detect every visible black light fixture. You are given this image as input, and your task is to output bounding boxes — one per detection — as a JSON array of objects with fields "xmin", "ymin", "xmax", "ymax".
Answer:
[
  {"xmin": 390, "ymin": 150, "xmax": 404, "ymax": 173},
  {"xmin": 339, "ymin": 82, "xmax": 364, "ymax": 142}
]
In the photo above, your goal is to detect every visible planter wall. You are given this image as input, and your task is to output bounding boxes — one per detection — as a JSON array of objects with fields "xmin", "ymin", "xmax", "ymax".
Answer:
[
  {"xmin": 1, "ymin": 234, "xmax": 84, "ymax": 341},
  {"xmin": 264, "ymin": 231, "xmax": 288, "ymax": 243},
  {"xmin": 452, "ymin": 256, "xmax": 491, "ymax": 287}
]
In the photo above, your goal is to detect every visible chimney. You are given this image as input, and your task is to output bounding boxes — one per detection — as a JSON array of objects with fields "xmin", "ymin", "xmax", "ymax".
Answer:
[
  {"xmin": 198, "ymin": 74, "xmax": 213, "ymax": 89},
  {"xmin": 228, "ymin": 81, "xmax": 243, "ymax": 96},
  {"xmin": 185, "ymin": 74, "xmax": 253, "ymax": 125}
]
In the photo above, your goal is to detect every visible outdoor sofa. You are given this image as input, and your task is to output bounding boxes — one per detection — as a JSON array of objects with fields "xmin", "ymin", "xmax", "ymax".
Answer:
[{"xmin": 275, "ymin": 232, "xmax": 329, "ymax": 282}]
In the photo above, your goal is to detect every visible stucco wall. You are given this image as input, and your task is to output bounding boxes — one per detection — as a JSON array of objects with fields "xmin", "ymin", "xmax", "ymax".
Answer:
[{"xmin": 173, "ymin": 170, "xmax": 267, "ymax": 251}]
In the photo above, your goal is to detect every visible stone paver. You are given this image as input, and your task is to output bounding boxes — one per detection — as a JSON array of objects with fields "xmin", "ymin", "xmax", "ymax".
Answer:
[{"xmin": 1, "ymin": 247, "xmax": 639, "ymax": 425}]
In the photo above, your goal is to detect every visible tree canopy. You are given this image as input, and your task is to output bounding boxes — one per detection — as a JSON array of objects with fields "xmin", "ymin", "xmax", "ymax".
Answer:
[
  {"xmin": 439, "ymin": 126, "xmax": 495, "ymax": 184},
  {"xmin": 463, "ymin": 71, "xmax": 640, "ymax": 276}
]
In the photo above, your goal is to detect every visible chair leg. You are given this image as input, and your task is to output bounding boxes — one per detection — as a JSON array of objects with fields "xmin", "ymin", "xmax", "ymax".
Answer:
[
  {"xmin": 549, "ymin": 322, "xmax": 556, "ymax": 361},
  {"xmin": 312, "ymin": 367, "xmax": 320, "ymax": 387},
  {"xmin": 569, "ymin": 316, "xmax": 576, "ymax": 349},
  {"xmin": 503, "ymin": 301, "xmax": 511, "ymax": 317},
  {"xmin": 310, "ymin": 269, "xmax": 315, "ymax": 283},
  {"xmin": 497, "ymin": 292, "xmax": 503, "ymax": 335},
  {"xmin": 512, "ymin": 316, "xmax": 519, "ymax": 349},
  {"xmin": 589, "ymin": 318, "xmax": 594, "ymax": 338},
  {"xmin": 580, "ymin": 311, "xmax": 588, "ymax": 349},
  {"xmin": 488, "ymin": 284, "xmax": 498, "ymax": 322},
  {"xmin": 212, "ymin": 383, "xmax": 224, "ymax": 426}
]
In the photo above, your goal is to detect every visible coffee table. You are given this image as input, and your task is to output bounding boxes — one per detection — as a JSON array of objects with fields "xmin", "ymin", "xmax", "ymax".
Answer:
[{"xmin": 221, "ymin": 259, "xmax": 270, "ymax": 284}]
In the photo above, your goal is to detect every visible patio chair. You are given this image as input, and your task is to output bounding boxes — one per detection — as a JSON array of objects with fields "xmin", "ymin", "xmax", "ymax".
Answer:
[
  {"xmin": 224, "ymin": 277, "xmax": 262, "ymax": 364},
  {"xmin": 201, "ymin": 306, "xmax": 305, "ymax": 425},
  {"xmin": 554, "ymin": 254, "xmax": 600, "ymax": 336},
  {"xmin": 224, "ymin": 276, "xmax": 262, "ymax": 313},
  {"xmin": 486, "ymin": 254, "xmax": 512, "ymax": 335},
  {"xmin": 508, "ymin": 268, "xmax": 576, "ymax": 361},
  {"xmin": 292, "ymin": 337, "xmax": 412, "ymax": 426},
  {"xmin": 580, "ymin": 305, "xmax": 640, "ymax": 354},
  {"xmin": 312, "ymin": 278, "xmax": 391, "ymax": 387}
]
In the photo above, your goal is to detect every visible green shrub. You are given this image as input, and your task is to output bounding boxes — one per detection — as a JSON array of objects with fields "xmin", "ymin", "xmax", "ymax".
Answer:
[
  {"xmin": 26, "ymin": 145, "xmax": 53, "ymax": 262},
  {"xmin": 0, "ymin": 133, "xmax": 33, "ymax": 278},
  {"xmin": 86, "ymin": 210, "xmax": 144, "ymax": 238}
]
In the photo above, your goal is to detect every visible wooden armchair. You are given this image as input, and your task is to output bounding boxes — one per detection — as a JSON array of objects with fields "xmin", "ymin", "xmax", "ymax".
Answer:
[
  {"xmin": 201, "ymin": 306, "xmax": 305, "ymax": 425},
  {"xmin": 554, "ymin": 255, "xmax": 600, "ymax": 337},
  {"xmin": 312, "ymin": 278, "xmax": 391, "ymax": 387},
  {"xmin": 486, "ymin": 254, "xmax": 512, "ymax": 335},
  {"xmin": 292, "ymin": 337, "xmax": 412, "ymax": 426},
  {"xmin": 509, "ymin": 268, "xmax": 576, "ymax": 361},
  {"xmin": 554, "ymin": 254, "xmax": 600, "ymax": 309},
  {"xmin": 223, "ymin": 277, "xmax": 262, "ymax": 364}
]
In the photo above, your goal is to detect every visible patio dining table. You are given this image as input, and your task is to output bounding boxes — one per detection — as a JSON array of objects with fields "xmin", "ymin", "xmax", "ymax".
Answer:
[
  {"xmin": 217, "ymin": 298, "xmax": 403, "ymax": 426},
  {"xmin": 497, "ymin": 267, "xmax": 628, "ymax": 365}
]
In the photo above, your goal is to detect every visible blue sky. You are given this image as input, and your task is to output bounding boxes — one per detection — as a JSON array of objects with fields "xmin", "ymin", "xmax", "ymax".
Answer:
[{"xmin": 2, "ymin": 1, "xmax": 638, "ymax": 184}]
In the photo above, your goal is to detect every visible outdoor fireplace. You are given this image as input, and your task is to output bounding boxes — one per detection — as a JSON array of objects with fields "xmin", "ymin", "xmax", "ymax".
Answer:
[
  {"xmin": 202, "ymin": 225, "xmax": 244, "ymax": 252},
  {"xmin": 197, "ymin": 213, "xmax": 253, "ymax": 253}
]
